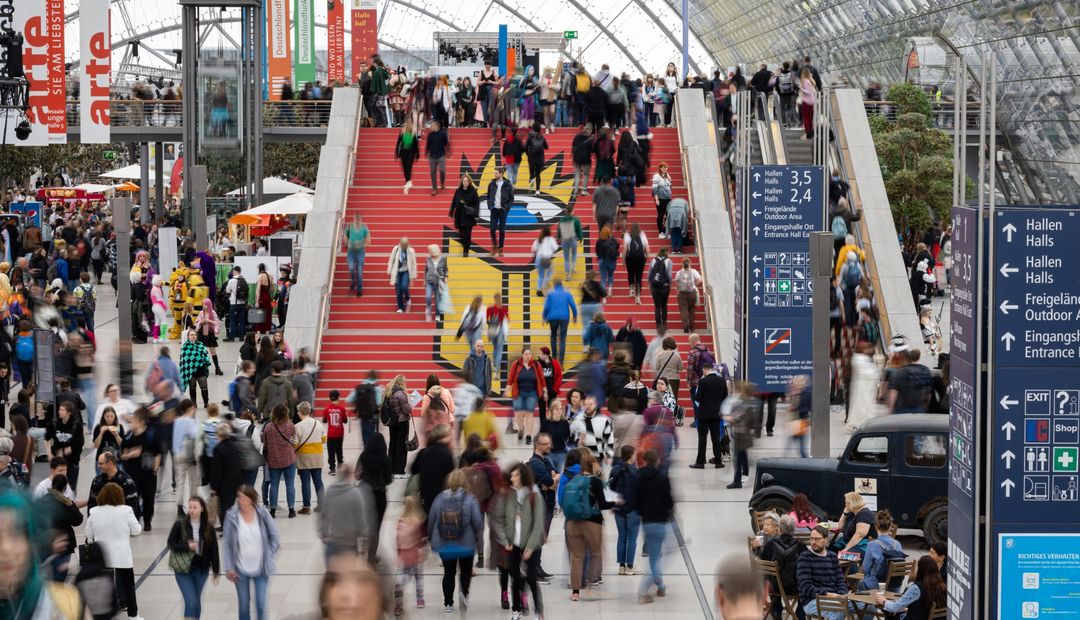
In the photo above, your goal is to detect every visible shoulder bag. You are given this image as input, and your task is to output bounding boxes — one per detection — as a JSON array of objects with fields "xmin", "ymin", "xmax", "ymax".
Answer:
[
  {"xmin": 406, "ymin": 415, "xmax": 420, "ymax": 452},
  {"xmin": 167, "ymin": 523, "xmax": 195, "ymax": 573}
]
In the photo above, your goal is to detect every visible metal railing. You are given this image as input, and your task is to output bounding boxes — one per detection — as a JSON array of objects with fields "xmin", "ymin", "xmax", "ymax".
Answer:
[
  {"xmin": 64, "ymin": 99, "xmax": 335, "ymax": 129},
  {"xmin": 862, "ymin": 99, "xmax": 983, "ymax": 130}
]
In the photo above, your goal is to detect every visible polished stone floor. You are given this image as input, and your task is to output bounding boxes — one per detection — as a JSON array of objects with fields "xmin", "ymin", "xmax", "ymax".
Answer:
[{"xmin": 52, "ymin": 283, "xmax": 924, "ymax": 619}]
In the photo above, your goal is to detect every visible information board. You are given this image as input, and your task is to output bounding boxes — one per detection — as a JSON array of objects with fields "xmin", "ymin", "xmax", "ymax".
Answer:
[
  {"xmin": 745, "ymin": 165, "xmax": 824, "ymax": 391},
  {"xmin": 948, "ymin": 206, "xmax": 982, "ymax": 620},
  {"xmin": 991, "ymin": 207, "xmax": 1080, "ymax": 618}
]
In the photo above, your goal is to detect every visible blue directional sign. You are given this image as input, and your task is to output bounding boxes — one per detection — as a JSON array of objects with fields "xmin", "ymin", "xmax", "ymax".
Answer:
[
  {"xmin": 745, "ymin": 165, "xmax": 824, "ymax": 391},
  {"xmin": 990, "ymin": 207, "xmax": 1080, "ymax": 619}
]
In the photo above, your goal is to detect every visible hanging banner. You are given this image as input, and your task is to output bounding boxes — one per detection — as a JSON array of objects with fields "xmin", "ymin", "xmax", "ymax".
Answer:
[
  {"xmin": 80, "ymin": 0, "xmax": 111, "ymax": 143},
  {"xmin": 8, "ymin": 0, "xmax": 67, "ymax": 145},
  {"xmin": 327, "ymin": 0, "xmax": 346, "ymax": 83},
  {"xmin": 266, "ymin": 0, "xmax": 292, "ymax": 100},
  {"xmin": 350, "ymin": 0, "xmax": 378, "ymax": 84},
  {"xmin": 292, "ymin": 0, "xmax": 315, "ymax": 86}
]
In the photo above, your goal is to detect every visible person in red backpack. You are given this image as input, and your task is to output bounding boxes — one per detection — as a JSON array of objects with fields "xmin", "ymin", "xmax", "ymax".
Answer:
[{"xmin": 319, "ymin": 391, "xmax": 348, "ymax": 476}]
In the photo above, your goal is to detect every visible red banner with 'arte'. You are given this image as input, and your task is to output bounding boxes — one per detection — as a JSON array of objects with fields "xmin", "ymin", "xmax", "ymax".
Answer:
[
  {"xmin": 327, "ymin": 0, "xmax": 346, "ymax": 84},
  {"xmin": 350, "ymin": 0, "xmax": 378, "ymax": 84},
  {"xmin": 7, "ymin": 0, "xmax": 66, "ymax": 145}
]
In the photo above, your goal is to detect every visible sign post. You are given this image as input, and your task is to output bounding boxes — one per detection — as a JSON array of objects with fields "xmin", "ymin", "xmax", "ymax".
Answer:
[
  {"xmin": 744, "ymin": 165, "xmax": 825, "ymax": 392},
  {"xmin": 990, "ymin": 206, "xmax": 1080, "ymax": 618},
  {"xmin": 562, "ymin": 31, "xmax": 578, "ymax": 39}
]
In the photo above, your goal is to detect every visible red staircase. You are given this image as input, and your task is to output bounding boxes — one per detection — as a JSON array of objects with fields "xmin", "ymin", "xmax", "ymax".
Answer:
[{"xmin": 315, "ymin": 126, "xmax": 712, "ymax": 413}]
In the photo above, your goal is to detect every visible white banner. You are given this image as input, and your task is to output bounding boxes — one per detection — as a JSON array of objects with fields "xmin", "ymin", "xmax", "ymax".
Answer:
[
  {"xmin": 80, "ymin": 0, "xmax": 111, "ymax": 143},
  {"xmin": 10, "ymin": 0, "xmax": 67, "ymax": 145},
  {"xmin": 268, "ymin": 0, "xmax": 289, "ymax": 59}
]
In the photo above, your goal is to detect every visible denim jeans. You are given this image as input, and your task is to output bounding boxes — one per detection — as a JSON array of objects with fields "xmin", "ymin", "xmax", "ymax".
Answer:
[
  {"xmin": 614, "ymin": 511, "xmax": 641, "ymax": 566},
  {"xmin": 555, "ymin": 100, "xmax": 569, "ymax": 126},
  {"xmin": 549, "ymin": 451, "xmax": 567, "ymax": 473},
  {"xmin": 299, "ymin": 468, "xmax": 324, "ymax": 508},
  {"xmin": 425, "ymin": 281, "xmax": 439, "ymax": 317},
  {"xmin": 490, "ymin": 331, "xmax": 505, "ymax": 391},
  {"xmin": 79, "ymin": 378, "xmax": 97, "ymax": 429},
  {"xmin": 802, "ymin": 599, "xmax": 847, "ymax": 620},
  {"xmin": 599, "ymin": 257, "xmax": 616, "ymax": 291},
  {"xmin": 395, "ymin": 271, "xmax": 410, "ymax": 311},
  {"xmin": 175, "ymin": 568, "xmax": 209, "ymax": 618},
  {"xmin": 548, "ymin": 319, "xmax": 568, "ymax": 365},
  {"xmin": 506, "ymin": 163, "xmax": 520, "ymax": 185},
  {"xmin": 229, "ymin": 304, "xmax": 247, "ymax": 339},
  {"xmin": 489, "ymin": 208, "xmax": 508, "ymax": 250},
  {"xmin": 535, "ymin": 256, "xmax": 552, "ymax": 292},
  {"xmin": 639, "ymin": 521, "xmax": 668, "ymax": 595},
  {"xmin": 347, "ymin": 249, "xmax": 366, "ymax": 293},
  {"xmin": 580, "ymin": 302, "xmax": 601, "ymax": 340},
  {"xmin": 235, "ymin": 573, "xmax": 269, "ymax": 620},
  {"xmin": 669, "ymin": 227, "xmax": 684, "ymax": 253},
  {"xmin": 268, "ymin": 463, "xmax": 296, "ymax": 510},
  {"xmin": 360, "ymin": 419, "xmax": 377, "ymax": 447},
  {"xmin": 561, "ymin": 238, "xmax": 577, "ymax": 278}
]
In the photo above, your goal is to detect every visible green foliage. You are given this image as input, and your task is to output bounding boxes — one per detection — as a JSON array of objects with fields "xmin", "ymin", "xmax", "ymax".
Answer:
[
  {"xmin": 0, "ymin": 143, "xmax": 127, "ymax": 189},
  {"xmin": 885, "ymin": 83, "xmax": 933, "ymax": 120},
  {"xmin": 264, "ymin": 143, "xmax": 320, "ymax": 188},
  {"xmin": 870, "ymin": 108, "xmax": 956, "ymax": 245}
]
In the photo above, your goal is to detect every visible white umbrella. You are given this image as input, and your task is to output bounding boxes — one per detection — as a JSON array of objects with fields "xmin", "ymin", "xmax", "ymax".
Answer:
[
  {"xmin": 226, "ymin": 177, "xmax": 314, "ymax": 196},
  {"xmin": 228, "ymin": 192, "xmax": 313, "ymax": 225},
  {"xmin": 100, "ymin": 164, "xmax": 156, "ymax": 179}
]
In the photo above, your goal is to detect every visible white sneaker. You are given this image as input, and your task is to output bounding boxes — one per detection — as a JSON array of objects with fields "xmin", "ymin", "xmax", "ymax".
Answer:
[{"xmin": 659, "ymin": 233, "xmax": 667, "ymax": 239}]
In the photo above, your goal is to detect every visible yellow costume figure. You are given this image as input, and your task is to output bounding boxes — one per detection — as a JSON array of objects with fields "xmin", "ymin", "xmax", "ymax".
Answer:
[
  {"xmin": 167, "ymin": 264, "xmax": 190, "ymax": 339},
  {"xmin": 186, "ymin": 258, "xmax": 210, "ymax": 329}
]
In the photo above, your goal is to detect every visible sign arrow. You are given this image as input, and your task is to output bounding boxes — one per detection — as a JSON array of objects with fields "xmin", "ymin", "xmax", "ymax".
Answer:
[
  {"xmin": 752, "ymin": 255, "xmax": 761, "ymax": 263},
  {"xmin": 752, "ymin": 209, "xmax": 762, "ymax": 216},
  {"xmin": 753, "ymin": 172, "xmax": 761, "ymax": 182},
  {"xmin": 753, "ymin": 295, "xmax": 760, "ymax": 305},
  {"xmin": 1002, "ymin": 222, "xmax": 1017, "ymax": 242},
  {"xmin": 999, "ymin": 300, "xmax": 1018, "ymax": 314},
  {"xmin": 752, "ymin": 329, "xmax": 760, "ymax": 338},
  {"xmin": 753, "ymin": 268, "xmax": 761, "ymax": 277},
  {"xmin": 753, "ymin": 226, "xmax": 761, "ymax": 236},
  {"xmin": 1001, "ymin": 332, "xmax": 1015, "ymax": 351},
  {"xmin": 1002, "ymin": 421, "xmax": 1016, "ymax": 440},
  {"xmin": 1000, "ymin": 396, "xmax": 1019, "ymax": 410},
  {"xmin": 1001, "ymin": 478, "xmax": 1015, "ymax": 498},
  {"xmin": 999, "ymin": 263, "xmax": 1019, "ymax": 278},
  {"xmin": 1002, "ymin": 450, "xmax": 1016, "ymax": 469},
  {"xmin": 752, "ymin": 192, "xmax": 762, "ymax": 199},
  {"xmin": 753, "ymin": 282, "xmax": 761, "ymax": 291}
]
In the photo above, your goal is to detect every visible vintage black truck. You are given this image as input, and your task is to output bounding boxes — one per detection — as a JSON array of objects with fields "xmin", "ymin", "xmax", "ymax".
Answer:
[{"xmin": 748, "ymin": 414, "xmax": 949, "ymax": 546}]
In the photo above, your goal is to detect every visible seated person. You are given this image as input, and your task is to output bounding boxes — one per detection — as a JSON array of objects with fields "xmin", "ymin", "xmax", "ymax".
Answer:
[
  {"xmin": 761, "ymin": 514, "xmax": 804, "ymax": 616},
  {"xmin": 835, "ymin": 491, "xmax": 876, "ymax": 555},
  {"xmin": 751, "ymin": 511, "xmax": 780, "ymax": 555},
  {"xmin": 797, "ymin": 525, "xmax": 850, "ymax": 620},
  {"xmin": 872, "ymin": 555, "xmax": 946, "ymax": 620},
  {"xmin": 857, "ymin": 510, "xmax": 905, "ymax": 592},
  {"xmin": 788, "ymin": 492, "xmax": 820, "ymax": 529},
  {"xmin": 928, "ymin": 541, "xmax": 947, "ymax": 584}
]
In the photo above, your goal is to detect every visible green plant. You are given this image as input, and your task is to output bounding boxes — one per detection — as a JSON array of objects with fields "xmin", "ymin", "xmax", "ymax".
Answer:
[
  {"xmin": 886, "ymin": 83, "xmax": 933, "ymax": 120},
  {"xmin": 871, "ymin": 107, "xmax": 960, "ymax": 246}
]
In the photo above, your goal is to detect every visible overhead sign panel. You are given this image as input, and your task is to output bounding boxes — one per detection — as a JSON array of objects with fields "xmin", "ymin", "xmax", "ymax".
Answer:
[
  {"xmin": 746, "ymin": 165, "xmax": 824, "ymax": 391},
  {"xmin": 80, "ymin": 0, "xmax": 111, "ymax": 143}
]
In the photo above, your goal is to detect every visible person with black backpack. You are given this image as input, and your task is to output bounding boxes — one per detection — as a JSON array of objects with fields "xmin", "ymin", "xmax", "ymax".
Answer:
[
  {"xmin": 775, "ymin": 61, "xmax": 797, "ymax": 127},
  {"xmin": 622, "ymin": 223, "xmax": 649, "ymax": 303},
  {"xmin": 348, "ymin": 371, "xmax": 381, "ymax": 448},
  {"xmin": 427, "ymin": 467, "xmax": 483, "ymax": 614},
  {"xmin": 648, "ymin": 249, "xmax": 673, "ymax": 331},
  {"xmin": 760, "ymin": 514, "xmax": 804, "ymax": 616},
  {"xmin": 525, "ymin": 122, "xmax": 548, "ymax": 196},
  {"xmin": 223, "ymin": 267, "xmax": 249, "ymax": 342}
]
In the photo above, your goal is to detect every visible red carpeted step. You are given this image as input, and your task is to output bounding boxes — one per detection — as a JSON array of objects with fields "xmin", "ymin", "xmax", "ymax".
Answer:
[{"xmin": 316, "ymin": 127, "xmax": 713, "ymax": 415}]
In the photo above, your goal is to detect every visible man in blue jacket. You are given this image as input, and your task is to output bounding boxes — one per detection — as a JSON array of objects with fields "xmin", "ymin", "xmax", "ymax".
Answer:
[{"xmin": 541, "ymin": 278, "xmax": 577, "ymax": 365}]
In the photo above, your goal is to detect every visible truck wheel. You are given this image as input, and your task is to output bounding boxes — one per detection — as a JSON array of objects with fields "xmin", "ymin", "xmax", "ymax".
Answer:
[
  {"xmin": 749, "ymin": 498, "xmax": 792, "ymax": 532},
  {"xmin": 922, "ymin": 504, "xmax": 948, "ymax": 547}
]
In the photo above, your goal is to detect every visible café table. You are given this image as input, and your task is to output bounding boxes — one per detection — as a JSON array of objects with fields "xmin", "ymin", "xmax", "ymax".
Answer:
[{"xmin": 846, "ymin": 590, "xmax": 900, "ymax": 620}]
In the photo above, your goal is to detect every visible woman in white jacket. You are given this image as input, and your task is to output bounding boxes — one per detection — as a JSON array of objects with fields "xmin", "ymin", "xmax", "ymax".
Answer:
[
  {"xmin": 86, "ymin": 481, "xmax": 143, "ymax": 619},
  {"xmin": 386, "ymin": 238, "xmax": 417, "ymax": 314}
]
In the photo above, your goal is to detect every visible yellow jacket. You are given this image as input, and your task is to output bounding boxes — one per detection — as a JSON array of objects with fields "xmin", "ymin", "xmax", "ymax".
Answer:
[
  {"xmin": 461, "ymin": 411, "xmax": 498, "ymax": 449},
  {"xmin": 834, "ymin": 244, "xmax": 866, "ymax": 277}
]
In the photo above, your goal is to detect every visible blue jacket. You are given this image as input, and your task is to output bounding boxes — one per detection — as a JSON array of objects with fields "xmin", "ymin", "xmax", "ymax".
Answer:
[
  {"xmin": 583, "ymin": 321, "xmax": 615, "ymax": 358},
  {"xmin": 542, "ymin": 284, "xmax": 578, "ymax": 323},
  {"xmin": 222, "ymin": 504, "xmax": 280, "ymax": 577},
  {"xmin": 528, "ymin": 452, "xmax": 557, "ymax": 509},
  {"xmin": 428, "ymin": 489, "xmax": 483, "ymax": 558},
  {"xmin": 556, "ymin": 463, "xmax": 582, "ymax": 508}
]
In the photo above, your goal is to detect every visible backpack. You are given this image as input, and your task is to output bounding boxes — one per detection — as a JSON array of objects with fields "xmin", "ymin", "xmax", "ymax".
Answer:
[
  {"xmin": 607, "ymin": 464, "xmax": 636, "ymax": 509},
  {"xmin": 676, "ymin": 269, "xmax": 696, "ymax": 293},
  {"xmin": 15, "ymin": 335, "xmax": 33, "ymax": 363},
  {"xmin": 872, "ymin": 540, "xmax": 908, "ymax": 585},
  {"xmin": 831, "ymin": 215, "xmax": 848, "ymax": 240},
  {"xmin": 438, "ymin": 493, "xmax": 466, "ymax": 541},
  {"xmin": 76, "ymin": 284, "xmax": 96, "ymax": 314},
  {"xmin": 627, "ymin": 235, "xmax": 645, "ymax": 261},
  {"xmin": 0, "ymin": 459, "xmax": 29, "ymax": 488},
  {"xmin": 777, "ymin": 71, "xmax": 794, "ymax": 94},
  {"xmin": 649, "ymin": 258, "xmax": 670, "ymax": 290},
  {"xmin": 775, "ymin": 538, "xmax": 804, "ymax": 593},
  {"xmin": 234, "ymin": 432, "xmax": 264, "ymax": 470},
  {"xmin": 527, "ymin": 133, "xmax": 545, "ymax": 156},
  {"xmin": 379, "ymin": 393, "xmax": 395, "ymax": 426},
  {"xmin": 234, "ymin": 276, "xmax": 250, "ymax": 305},
  {"xmin": 561, "ymin": 474, "xmax": 600, "ymax": 520},
  {"xmin": 352, "ymin": 383, "xmax": 377, "ymax": 422},
  {"xmin": 464, "ymin": 466, "xmax": 493, "ymax": 504},
  {"xmin": 843, "ymin": 260, "xmax": 863, "ymax": 288},
  {"xmin": 46, "ymin": 262, "xmax": 60, "ymax": 283},
  {"xmin": 693, "ymin": 347, "xmax": 717, "ymax": 376},
  {"xmin": 228, "ymin": 379, "xmax": 244, "ymax": 414}
]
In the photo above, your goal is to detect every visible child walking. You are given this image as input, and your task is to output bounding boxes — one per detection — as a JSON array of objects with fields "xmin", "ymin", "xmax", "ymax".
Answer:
[
  {"xmin": 319, "ymin": 390, "xmax": 348, "ymax": 475},
  {"xmin": 394, "ymin": 495, "xmax": 427, "ymax": 616}
]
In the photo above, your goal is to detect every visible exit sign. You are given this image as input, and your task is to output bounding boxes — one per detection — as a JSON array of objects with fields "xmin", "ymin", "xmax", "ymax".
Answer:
[
  {"xmin": 103, "ymin": 151, "xmax": 117, "ymax": 161},
  {"xmin": 563, "ymin": 30, "xmax": 577, "ymax": 39}
]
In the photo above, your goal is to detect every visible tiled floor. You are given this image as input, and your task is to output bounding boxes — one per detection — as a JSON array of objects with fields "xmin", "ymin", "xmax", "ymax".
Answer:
[{"xmin": 64, "ymin": 282, "xmax": 920, "ymax": 619}]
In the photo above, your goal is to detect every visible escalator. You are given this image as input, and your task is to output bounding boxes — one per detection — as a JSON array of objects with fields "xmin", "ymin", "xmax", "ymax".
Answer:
[{"xmin": 780, "ymin": 127, "xmax": 815, "ymax": 165}]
